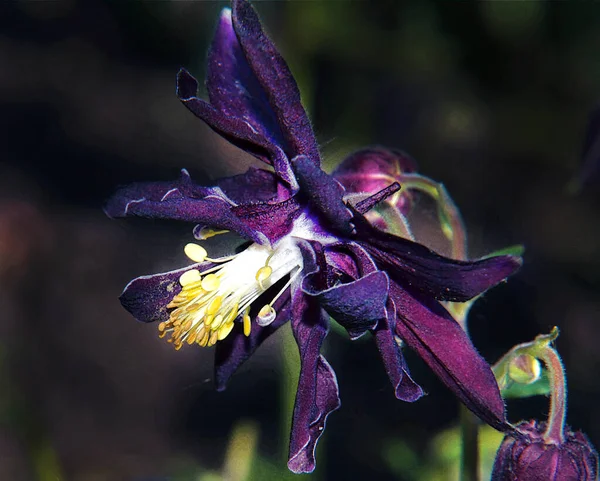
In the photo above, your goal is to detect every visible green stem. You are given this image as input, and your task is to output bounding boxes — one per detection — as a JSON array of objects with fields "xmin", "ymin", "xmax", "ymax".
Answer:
[{"xmin": 459, "ymin": 405, "xmax": 480, "ymax": 481}]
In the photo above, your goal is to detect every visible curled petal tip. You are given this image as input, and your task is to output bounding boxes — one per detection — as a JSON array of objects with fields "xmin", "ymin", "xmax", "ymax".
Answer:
[{"xmin": 176, "ymin": 68, "xmax": 198, "ymax": 100}]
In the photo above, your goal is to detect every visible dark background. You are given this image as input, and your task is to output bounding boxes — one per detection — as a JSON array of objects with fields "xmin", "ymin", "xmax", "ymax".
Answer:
[{"xmin": 1, "ymin": 1, "xmax": 599, "ymax": 480}]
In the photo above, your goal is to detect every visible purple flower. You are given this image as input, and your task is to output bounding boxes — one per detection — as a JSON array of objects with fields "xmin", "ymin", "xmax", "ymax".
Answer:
[
  {"xmin": 105, "ymin": 0, "xmax": 522, "ymax": 473},
  {"xmin": 492, "ymin": 420, "xmax": 599, "ymax": 481}
]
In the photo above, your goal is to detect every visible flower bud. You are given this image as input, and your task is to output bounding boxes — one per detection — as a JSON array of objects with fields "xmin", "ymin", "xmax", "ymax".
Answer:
[
  {"xmin": 333, "ymin": 147, "xmax": 417, "ymax": 214},
  {"xmin": 492, "ymin": 420, "xmax": 598, "ymax": 481}
]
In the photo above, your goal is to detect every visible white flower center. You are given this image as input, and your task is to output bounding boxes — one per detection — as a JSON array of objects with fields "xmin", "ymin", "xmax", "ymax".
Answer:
[{"xmin": 159, "ymin": 234, "xmax": 302, "ymax": 349}]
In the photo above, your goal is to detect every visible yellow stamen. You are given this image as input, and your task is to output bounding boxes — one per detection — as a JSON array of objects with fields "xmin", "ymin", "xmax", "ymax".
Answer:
[
  {"xmin": 255, "ymin": 265, "xmax": 272, "ymax": 290},
  {"xmin": 184, "ymin": 243, "xmax": 208, "ymax": 263},
  {"xmin": 218, "ymin": 321, "xmax": 235, "ymax": 340},
  {"xmin": 209, "ymin": 330, "xmax": 219, "ymax": 346},
  {"xmin": 179, "ymin": 269, "xmax": 201, "ymax": 286},
  {"xmin": 207, "ymin": 296, "xmax": 223, "ymax": 316},
  {"xmin": 243, "ymin": 311, "xmax": 251, "ymax": 337},
  {"xmin": 195, "ymin": 226, "xmax": 229, "ymax": 240},
  {"xmin": 211, "ymin": 314, "xmax": 224, "ymax": 330},
  {"xmin": 201, "ymin": 273, "xmax": 220, "ymax": 291},
  {"xmin": 257, "ymin": 304, "xmax": 276, "ymax": 326}
]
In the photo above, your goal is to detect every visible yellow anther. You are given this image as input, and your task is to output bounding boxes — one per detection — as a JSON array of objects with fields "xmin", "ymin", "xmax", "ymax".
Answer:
[
  {"xmin": 224, "ymin": 304, "xmax": 239, "ymax": 325},
  {"xmin": 174, "ymin": 342, "xmax": 183, "ymax": 351},
  {"xmin": 179, "ymin": 269, "xmax": 201, "ymax": 287},
  {"xmin": 204, "ymin": 314, "xmax": 215, "ymax": 328},
  {"xmin": 207, "ymin": 296, "xmax": 223, "ymax": 316},
  {"xmin": 158, "ymin": 322, "xmax": 167, "ymax": 333},
  {"xmin": 243, "ymin": 313, "xmax": 251, "ymax": 337},
  {"xmin": 182, "ymin": 319, "xmax": 193, "ymax": 331},
  {"xmin": 201, "ymin": 274, "xmax": 220, "ymax": 292},
  {"xmin": 218, "ymin": 321, "xmax": 235, "ymax": 340},
  {"xmin": 209, "ymin": 330, "xmax": 219, "ymax": 346},
  {"xmin": 255, "ymin": 266, "xmax": 273, "ymax": 289},
  {"xmin": 186, "ymin": 332, "xmax": 198, "ymax": 344},
  {"xmin": 184, "ymin": 243, "xmax": 208, "ymax": 263},
  {"xmin": 199, "ymin": 331, "xmax": 209, "ymax": 347},
  {"xmin": 211, "ymin": 314, "xmax": 224, "ymax": 330},
  {"xmin": 195, "ymin": 226, "xmax": 229, "ymax": 240},
  {"xmin": 257, "ymin": 304, "xmax": 276, "ymax": 326}
]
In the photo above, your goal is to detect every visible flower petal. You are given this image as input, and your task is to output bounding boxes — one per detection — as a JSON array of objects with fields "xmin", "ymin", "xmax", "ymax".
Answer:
[
  {"xmin": 303, "ymin": 269, "xmax": 389, "ymax": 340},
  {"xmin": 355, "ymin": 213, "xmax": 522, "ymax": 302},
  {"xmin": 105, "ymin": 175, "xmax": 266, "ymax": 244},
  {"xmin": 232, "ymin": 0, "xmax": 320, "ymax": 166},
  {"xmin": 176, "ymin": 69, "xmax": 296, "ymax": 187},
  {"xmin": 373, "ymin": 300, "xmax": 424, "ymax": 402},
  {"xmin": 119, "ymin": 263, "xmax": 213, "ymax": 324},
  {"xmin": 216, "ymin": 167, "xmax": 281, "ymax": 204},
  {"xmin": 288, "ymin": 287, "xmax": 340, "ymax": 474},
  {"xmin": 214, "ymin": 293, "xmax": 291, "ymax": 391},
  {"xmin": 291, "ymin": 155, "xmax": 354, "ymax": 236},
  {"xmin": 390, "ymin": 282, "xmax": 509, "ymax": 431},
  {"xmin": 208, "ymin": 9, "xmax": 288, "ymax": 154}
]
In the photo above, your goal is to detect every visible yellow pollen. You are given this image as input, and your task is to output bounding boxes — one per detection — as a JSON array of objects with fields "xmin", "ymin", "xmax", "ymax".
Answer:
[
  {"xmin": 255, "ymin": 266, "xmax": 272, "ymax": 290},
  {"xmin": 207, "ymin": 296, "xmax": 223, "ymax": 316},
  {"xmin": 211, "ymin": 314, "xmax": 225, "ymax": 330},
  {"xmin": 201, "ymin": 274, "xmax": 220, "ymax": 291},
  {"xmin": 204, "ymin": 314, "xmax": 215, "ymax": 328},
  {"xmin": 199, "ymin": 331, "xmax": 209, "ymax": 347},
  {"xmin": 158, "ymin": 322, "xmax": 167, "ymax": 332},
  {"xmin": 184, "ymin": 243, "xmax": 208, "ymax": 263},
  {"xmin": 209, "ymin": 330, "xmax": 219, "ymax": 346},
  {"xmin": 218, "ymin": 321, "xmax": 235, "ymax": 340},
  {"xmin": 179, "ymin": 269, "xmax": 201, "ymax": 287},
  {"xmin": 243, "ymin": 312, "xmax": 251, "ymax": 337}
]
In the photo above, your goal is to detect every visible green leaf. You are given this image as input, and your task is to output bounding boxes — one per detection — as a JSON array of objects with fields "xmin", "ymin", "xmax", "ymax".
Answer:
[{"xmin": 483, "ymin": 244, "xmax": 525, "ymax": 258}]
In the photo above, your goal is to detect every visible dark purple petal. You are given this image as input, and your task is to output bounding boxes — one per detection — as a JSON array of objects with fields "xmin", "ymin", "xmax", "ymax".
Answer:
[
  {"xmin": 231, "ymin": 196, "xmax": 302, "ymax": 244},
  {"xmin": 106, "ymin": 177, "xmax": 266, "ymax": 244},
  {"xmin": 291, "ymin": 155, "xmax": 354, "ymax": 235},
  {"xmin": 214, "ymin": 292, "xmax": 291, "ymax": 391},
  {"xmin": 354, "ymin": 213, "xmax": 522, "ymax": 302},
  {"xmin": 288, "ymin": 286, "xmax": 340, "ymax": 474},
  {"xmin": 373, "ymin": 300, "xmax": 424, "ymax": 402},
  {"xmin": 119, "ymin": 263, "xmax": 214, "ymax": 324},
  {"xmin": 333, "ymin": 147, "xmax": 416, "ymax": 214},
  {"xmin": 390, "ymin": 282, "xmax": 509, "ymax": 431},
  {"xmin": 303, "ymin": 270, "xmax": 389, "ymax": 340},
  {"xmin": 176, "ymin": 69, "xmax": 296, "ymax": 187},
  {"xmin": 231, "ymin": 0, "xmax": 320, "ymax": 166},
  {"xmin": 208, "ymin": 9, "xmax": 288, "ymax": 153},
  {"xmin": 216, "ymin": 167, "xmax": 281, "ymax": 204},
  {"xmin": 104, "ymin": 169, "xmax": 211, "ymax": 216}
]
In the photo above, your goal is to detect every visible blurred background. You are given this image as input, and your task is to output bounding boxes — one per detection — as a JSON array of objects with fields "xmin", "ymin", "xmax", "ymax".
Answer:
[{"xmin": 1, "ymin": 1, "xmax": 599, "ymax": 480}]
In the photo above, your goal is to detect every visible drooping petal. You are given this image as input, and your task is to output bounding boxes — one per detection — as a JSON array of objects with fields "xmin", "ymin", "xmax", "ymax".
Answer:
[
  {"xmin": 119, "ymin": 263, "xmax": 213, "ymax": 324},
  {"xmin": 373, "ymin": 300, "xmax": 424, "ymax": 402},
  {"xmin": 176, "ymin": 69, "xmax": 296, "ymax": 187},
  {"xmin": 214, "ymin": 293, "xmax": 291, "ymax": 391},
  {"xmin": 354, "ymin": 213, "xmax": 522, "ymax": 302},
  {"xmin": 390, "ymin": 282, "xmax": 509, "ymax": 431},
  {"xmin": 303, "ymin": 269, "xmax": 389, "ymax": 340},
  {"xmin": 231, "ymin": 0, "xmax": 321, "ymax": 166},
  {"xmin": 288, "ymin": 286, "xmax": 340, "ymax": 474},
  {"xmin": 291, "ymin": 155, "xmax": 354, "ymax": 236}
]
